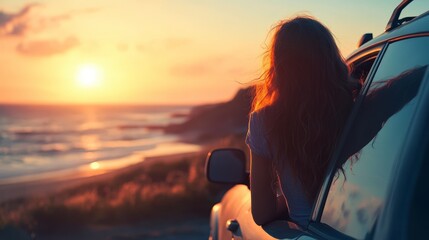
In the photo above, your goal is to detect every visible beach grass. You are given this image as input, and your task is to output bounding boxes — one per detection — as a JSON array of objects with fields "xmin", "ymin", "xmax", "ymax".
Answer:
[{"xmin": 0, "ymin": 152, "xmax": 230, "ymax": 235}]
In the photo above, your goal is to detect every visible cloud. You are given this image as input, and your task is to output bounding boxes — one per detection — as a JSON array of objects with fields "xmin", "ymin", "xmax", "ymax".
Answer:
[
  {"xmin": 51, "ymin": 7, "xmax": 99, "ymax": 21},
  {"xmin": 0, "ymin": 4, "xmax": 100, "ymax": 37},
  {"xmin": 16, "ymin": 37, "xmax": 79, "ymax": 56},
  {"xmin": 170, "ymin": 56, "xmax": 227, "ymax": 77},
  {"xmin": 1, "ymin": 4, "xmax": 98, "ymax": 56},
  {"xmin": 0, "ymin": 3, "xmax": 41, "ymax": 37}
]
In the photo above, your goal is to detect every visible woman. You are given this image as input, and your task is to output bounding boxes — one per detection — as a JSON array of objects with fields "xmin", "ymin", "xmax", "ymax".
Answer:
[{"xmin": 246, "ymin": 16, "xmax": 355, "ymax": 227}]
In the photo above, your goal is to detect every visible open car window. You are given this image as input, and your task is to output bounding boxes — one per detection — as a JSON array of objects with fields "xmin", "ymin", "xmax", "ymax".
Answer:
[{"xmin": 349, "ymin": 52, "xmax": 379, "ymax": 83}]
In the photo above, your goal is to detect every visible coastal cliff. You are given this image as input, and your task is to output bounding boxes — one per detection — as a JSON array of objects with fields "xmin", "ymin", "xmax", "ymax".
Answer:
[{"xmin": 166, "ymin": 87, "xmax": 253, "ymax": 143}]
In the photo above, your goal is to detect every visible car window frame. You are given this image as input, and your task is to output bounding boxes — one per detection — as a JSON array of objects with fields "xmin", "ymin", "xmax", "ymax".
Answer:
[{"xmin": 308, "ymin": 35, "xmax": 429, "ymax": 240}]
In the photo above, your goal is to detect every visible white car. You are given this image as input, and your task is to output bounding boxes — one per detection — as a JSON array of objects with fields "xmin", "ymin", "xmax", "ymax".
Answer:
[{"xmin": 206, "ymin": 1, "xmax": 429, "ymax": 239}]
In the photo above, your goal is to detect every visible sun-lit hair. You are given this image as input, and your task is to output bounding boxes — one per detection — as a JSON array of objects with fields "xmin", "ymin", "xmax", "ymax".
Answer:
[{"xmin": 252, "ymin": 16, "xmax": 354, "ymax": 201}]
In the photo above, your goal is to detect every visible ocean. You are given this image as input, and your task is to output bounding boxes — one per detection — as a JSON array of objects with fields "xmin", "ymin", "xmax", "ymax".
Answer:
[{"xmin": 0, "ymin": 104, "xmax": 200, "ymax": 184}]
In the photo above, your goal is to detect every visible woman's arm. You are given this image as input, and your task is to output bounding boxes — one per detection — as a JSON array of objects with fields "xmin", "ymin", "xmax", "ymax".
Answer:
[{"xmin": 250, "ymin": 151, "xmax": 287, "ymax": 225}]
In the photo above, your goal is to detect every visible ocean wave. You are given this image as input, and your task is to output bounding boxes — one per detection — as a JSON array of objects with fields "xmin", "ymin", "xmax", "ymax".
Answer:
[
  {"xmin": 13, "ymin": 129, "xmax": 65, "ymax": 136},
  {"xmin": 9, "ymin": 124, "xmax": 156, "ymax": 140},
  {"xmin": 11, "ymin": 127, "xmax": 112, "ymax": 137},
  {"xmin": 0, "ymin": 144, "xmax": 86, "ymax": 156},
  {"xmin": 0, "ymin": 104, "xmax": 192, "ymax": 180},
  {"xmin": 1, "ymin": 133, "xmax": 175, "ymax": 157},
  {"xmin": 38, "ymin": 145, "xmax": 86, "ymax": 155}
]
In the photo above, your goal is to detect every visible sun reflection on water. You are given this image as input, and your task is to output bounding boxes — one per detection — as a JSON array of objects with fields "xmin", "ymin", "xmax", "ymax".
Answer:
[
  {"xmin": 80, "ymin": 134, "xmax": 101, "ymax": 151},
  {"xmin": 89, "ymin": 161, "xmax": 100, "ymax": 170}
]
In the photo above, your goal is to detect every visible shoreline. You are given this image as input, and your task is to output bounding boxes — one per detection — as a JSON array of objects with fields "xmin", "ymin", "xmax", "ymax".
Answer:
[{"xmin": 0, "ymin": 147, "xmax": 205, "ymax": 203}]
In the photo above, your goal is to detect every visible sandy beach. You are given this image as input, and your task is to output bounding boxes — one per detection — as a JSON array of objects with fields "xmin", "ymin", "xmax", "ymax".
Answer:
[{"xmin": 0, "ymin": 150, "xmax": 203, "ymax": 202}]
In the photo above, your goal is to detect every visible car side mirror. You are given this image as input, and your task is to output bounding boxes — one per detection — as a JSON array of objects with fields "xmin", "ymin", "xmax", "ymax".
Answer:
[{"xmin": 205, "ymin": 148, "xmax": 249, "ymax": 185}]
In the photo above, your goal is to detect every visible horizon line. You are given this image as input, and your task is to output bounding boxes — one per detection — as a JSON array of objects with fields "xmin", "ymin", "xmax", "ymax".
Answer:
[{"xmin": 0, "ymin": 101, "xmax": 222, "ymax": 107}]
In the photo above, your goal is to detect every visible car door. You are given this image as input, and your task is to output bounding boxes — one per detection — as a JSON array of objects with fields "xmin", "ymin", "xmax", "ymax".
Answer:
[{"xmin": 307, "ymin": 36, "xmax": 429, "ymax": 240}]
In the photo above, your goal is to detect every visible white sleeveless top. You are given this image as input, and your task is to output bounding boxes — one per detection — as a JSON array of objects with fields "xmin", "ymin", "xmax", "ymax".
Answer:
[{"xmin": 246, "ymin": 110, "xmax": 312, "ymax": 227}]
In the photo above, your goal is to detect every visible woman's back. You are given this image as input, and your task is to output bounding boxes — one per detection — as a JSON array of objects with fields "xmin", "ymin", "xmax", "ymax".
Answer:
[{"xmin": 247, "ymin": 16, "xmax": 354, "ymax": 227}]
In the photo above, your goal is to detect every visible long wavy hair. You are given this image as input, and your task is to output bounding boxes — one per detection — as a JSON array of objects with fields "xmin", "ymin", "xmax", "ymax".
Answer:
[{"xmin": 252, "ymin": 16, "xmax": 354, "ymax": 201}]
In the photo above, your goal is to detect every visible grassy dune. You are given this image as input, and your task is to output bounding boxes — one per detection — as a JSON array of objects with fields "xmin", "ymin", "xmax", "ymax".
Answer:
[{"xmin": 0, "ymin": 153, "xmax": 231, "ymax": 235}]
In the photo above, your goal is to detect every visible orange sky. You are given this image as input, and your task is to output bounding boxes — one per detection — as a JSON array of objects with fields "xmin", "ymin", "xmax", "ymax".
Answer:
[{"xmin": 0, "ymin": 0, "xmax": 425, "ymax": 105}]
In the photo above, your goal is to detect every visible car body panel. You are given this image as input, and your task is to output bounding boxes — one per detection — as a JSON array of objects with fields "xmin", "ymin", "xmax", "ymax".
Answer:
[
  {"xmin": 216, "ymin": 185, "xmax": 250, "ymax": 240},
  {"xmin": 225, "ymin": 186, "xmax": 310, "ymax": 240}
]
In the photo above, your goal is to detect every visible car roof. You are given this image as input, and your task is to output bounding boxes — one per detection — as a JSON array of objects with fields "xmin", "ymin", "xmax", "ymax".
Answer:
[{"xmin": 348, "ymin": 10, "xmax": 429, "ymax": 60}]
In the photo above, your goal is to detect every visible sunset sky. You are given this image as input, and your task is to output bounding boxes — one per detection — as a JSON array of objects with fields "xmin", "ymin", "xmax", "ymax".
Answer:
[{"xmin": 0, "ymin": 0, "xmax": 426, "ymax": 105}]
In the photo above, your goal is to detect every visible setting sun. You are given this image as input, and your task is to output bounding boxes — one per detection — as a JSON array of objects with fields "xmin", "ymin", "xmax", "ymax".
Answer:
[{"xmin": 76, "ymin": 64, "xmax": 102, "ymax": 88}]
